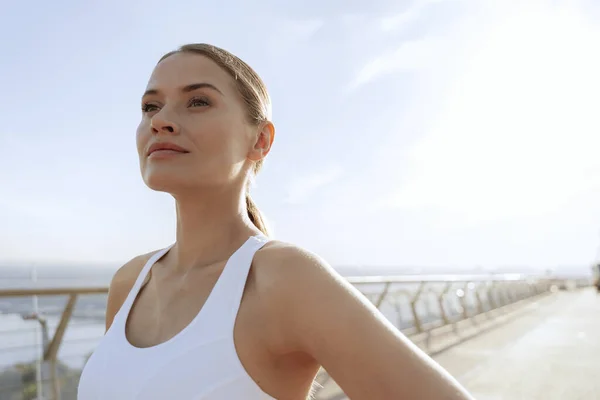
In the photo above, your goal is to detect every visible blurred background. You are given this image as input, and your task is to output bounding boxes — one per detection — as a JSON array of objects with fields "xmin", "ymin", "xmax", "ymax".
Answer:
[{"xmin": 1, "ymin": 0, "xmax": 599, "ymax": 399}]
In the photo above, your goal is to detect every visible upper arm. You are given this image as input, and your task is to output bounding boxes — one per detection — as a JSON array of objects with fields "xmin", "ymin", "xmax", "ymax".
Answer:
[
  {"xmin": 261, "ymin": 244, "xmax": 473, "ymax": 400},
  {"xmin": 104, "ymin": 253, "xmax": 153, "ymax": 332}
]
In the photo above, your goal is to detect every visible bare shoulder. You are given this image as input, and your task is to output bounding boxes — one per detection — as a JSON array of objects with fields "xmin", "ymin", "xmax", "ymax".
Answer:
[
  {"xmin": 251, "ymin": 240, "xmax": 363, "ymax": 344},
  {"xmin": 109, "ymin": 251, "xmax": 158, "ymax": 295},
  {"xmin": 252, "ymin": 240, "xmax": 346, "ymax": 294},
  {"xmin": 104, "ymin": 250, "xmax": 159, "ymax": 331},
  {"xmin": 253, "ymin": 240, "xmax": 322, "ymax": 272}
]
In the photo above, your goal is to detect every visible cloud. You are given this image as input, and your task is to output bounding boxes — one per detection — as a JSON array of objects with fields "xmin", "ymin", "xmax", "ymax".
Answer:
[
  {"xmin": 281, "ymin": 18, "xmax": 325, "ymax": 39},
  {"xmin": 268, "ymin": 17, "xmax": 324, "ymax": 49},
  {"xmin": 384, "ymin": 5, "xmax": 600, "ymax": 223},
  {"xmin": 263, "ymin": 16, "xmax": 325, "ymax": 62},
  {"xmin": 347, "ymin": 36, "xmax": 450, "ymax": 91},
  {"xmin": 379, "ymin": 0, "xmax": 448, "ymax": 32},
  {"xmin": 285, "ymin": 165, "xmax": 343, "ymax": 204}
]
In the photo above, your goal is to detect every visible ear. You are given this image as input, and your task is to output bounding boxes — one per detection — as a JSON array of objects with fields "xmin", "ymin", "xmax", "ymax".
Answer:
[{"xmin": 248, "ymin": 121, "xmax": 275, "ymax": 162}]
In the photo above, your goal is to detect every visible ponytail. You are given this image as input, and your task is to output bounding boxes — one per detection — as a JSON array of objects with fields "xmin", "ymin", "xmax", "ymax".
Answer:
[{"xmin": 246, "ymin": 193, "xmax": 270, "ymax": 236}]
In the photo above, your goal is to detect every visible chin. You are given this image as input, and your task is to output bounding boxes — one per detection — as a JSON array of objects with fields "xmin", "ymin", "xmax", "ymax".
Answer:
[
  {"xmin": 142, "ymin": 171, "xmax": 191, "ymax": 194},
  {"xmin": 141, "ymin": 164, "xmax": 228, "ymax": 194}
]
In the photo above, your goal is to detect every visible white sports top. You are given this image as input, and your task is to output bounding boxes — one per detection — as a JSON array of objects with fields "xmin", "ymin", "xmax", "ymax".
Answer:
[{"xmin": 78, "ymin": 235, "xmax": 276, "ymax": 400}]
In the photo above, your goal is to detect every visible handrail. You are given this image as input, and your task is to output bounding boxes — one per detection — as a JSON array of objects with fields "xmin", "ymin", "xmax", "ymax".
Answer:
[
  {"xmin": 346, "ymin": 273, "xmax": 540, "ymax": 284},
  {"xmin": 0, "ymin": 287, "xmax": 108, "ymax": 297}
]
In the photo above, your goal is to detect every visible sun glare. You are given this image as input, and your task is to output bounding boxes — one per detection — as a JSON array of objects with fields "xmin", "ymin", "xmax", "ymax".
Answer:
[{"xmin": 394, "ymin": 4, "xmax": 600, "ymax": 223}]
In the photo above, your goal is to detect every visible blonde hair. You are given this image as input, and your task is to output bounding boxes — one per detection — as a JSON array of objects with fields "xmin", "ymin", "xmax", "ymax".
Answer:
[{"xmin": 159, "ymin": 44, "xmax": 272, "ymax": 236}]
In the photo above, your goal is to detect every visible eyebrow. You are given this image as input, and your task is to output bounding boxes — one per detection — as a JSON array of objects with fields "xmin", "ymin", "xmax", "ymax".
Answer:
[{"xmin": 142, "ymin": 82, "xmax": 223, "ymax": 98}]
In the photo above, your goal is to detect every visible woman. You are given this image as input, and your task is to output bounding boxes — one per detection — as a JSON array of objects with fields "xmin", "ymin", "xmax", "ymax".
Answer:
[{"xmin": 78, "ymin": 43, "xmax": 473, "ymax": 400}]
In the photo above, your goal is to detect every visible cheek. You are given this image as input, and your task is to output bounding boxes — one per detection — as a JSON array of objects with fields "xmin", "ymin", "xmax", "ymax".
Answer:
[
  {"xmin": 136, "ymin": 121, "xmax": 150, "ymax": 157},
  {"xmin": 187, "ymin": 119, "xmax": 241, "ymax": 161}
]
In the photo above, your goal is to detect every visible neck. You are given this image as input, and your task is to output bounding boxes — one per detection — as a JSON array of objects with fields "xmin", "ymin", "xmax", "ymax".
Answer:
[{"xmin": 169, "ymin": 186, "xmax": 259, "ymax": 272}]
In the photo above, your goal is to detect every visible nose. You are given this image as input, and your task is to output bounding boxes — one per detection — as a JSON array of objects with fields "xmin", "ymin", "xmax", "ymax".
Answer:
[{"xmin": 150, "ymin": 113, "xmax": 180, "ymax": 135}]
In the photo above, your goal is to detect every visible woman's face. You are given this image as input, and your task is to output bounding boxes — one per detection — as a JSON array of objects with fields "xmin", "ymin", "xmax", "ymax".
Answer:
[{"xmin": 136, "ymin": 52, "xmax": 266, "ymax": 194}]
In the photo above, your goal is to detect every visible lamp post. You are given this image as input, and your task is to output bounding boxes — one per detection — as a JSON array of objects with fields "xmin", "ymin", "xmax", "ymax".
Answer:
[{"xmin": 22, "ymin": 312, "xmax": 52, "ymax": 399}]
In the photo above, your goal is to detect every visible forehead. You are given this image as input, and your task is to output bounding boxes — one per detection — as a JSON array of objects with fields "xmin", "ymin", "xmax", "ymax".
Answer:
[{"xmin": 146, "ymin": 52, "xmax": 235, "ymax": 94}]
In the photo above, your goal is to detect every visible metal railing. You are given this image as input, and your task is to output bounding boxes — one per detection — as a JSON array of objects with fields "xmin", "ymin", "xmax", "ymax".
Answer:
[
  {"xmin": 0, "ymin": 274, "xmax": 590, "ymax": 400},
  {"xmin": 0, "ymin": 287, "xmax": 108, "ymax": 400},
  {"xmin": 313, "ymin": 274, "xmax": 590, "ymax": 398}
]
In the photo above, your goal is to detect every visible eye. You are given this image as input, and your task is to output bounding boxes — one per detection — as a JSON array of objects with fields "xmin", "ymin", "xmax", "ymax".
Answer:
[
  {"xmin": 142, "ymin": 102, "xmax": 159, "ymax": 113},
  {"xmin": 188, "ymin": 97, "xmax": 210, "ymax": 108}
]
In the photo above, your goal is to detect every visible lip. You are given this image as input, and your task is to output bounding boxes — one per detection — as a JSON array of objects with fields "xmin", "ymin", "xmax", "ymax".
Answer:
[{"xmin": 147, "ymin": 142, "xmax": 190, "ymax": 157}]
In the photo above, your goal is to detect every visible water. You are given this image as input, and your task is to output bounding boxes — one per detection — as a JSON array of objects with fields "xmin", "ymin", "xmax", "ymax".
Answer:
[{"xmin": 0, "ymin": 313, "xmax": 105, "ymax": 369}]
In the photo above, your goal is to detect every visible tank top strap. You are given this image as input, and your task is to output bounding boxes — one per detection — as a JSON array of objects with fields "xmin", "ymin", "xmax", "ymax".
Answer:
[
  {"xmin": 201, "ymin": 234, "xmax": 270, "ymax": 334},
  {"xmin": 116, "ymin": 244, "xmax": 174, "ymax": 322}
]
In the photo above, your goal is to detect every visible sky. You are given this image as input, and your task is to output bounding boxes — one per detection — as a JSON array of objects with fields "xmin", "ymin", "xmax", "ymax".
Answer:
[{"xmin": 1, "ymin": 0, "xmax": 599, "ymax": 274}]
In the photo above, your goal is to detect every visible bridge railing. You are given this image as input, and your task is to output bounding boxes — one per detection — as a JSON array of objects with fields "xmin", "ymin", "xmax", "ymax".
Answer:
[
  {"xmin": 313, "ymin": 274, "xmax": 590, "ymax": 397},
  {"xmin": 0, "ymin": 287, "xmax": 108, "ymax": 400},
  {"xmin": 0, "ymin": 274, "xmax": 590, "ymax": 400},
  {"xmin": 346, "ymin": 273, "xmax": 582, "ymax": 336}
]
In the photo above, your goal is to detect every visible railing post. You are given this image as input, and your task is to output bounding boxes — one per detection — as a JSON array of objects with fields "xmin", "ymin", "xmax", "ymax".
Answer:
[
  {"xmin": 487, "ymin": 282, "xmax": 497, "ymax": 312},
  {"xmin": 530, "ymin": 281, "xmax": 538, "ymax": 295},
  {"xmin": 505, "ymin": 283, "xmax": 514, "ymax": 304},
  {"xmin": 520, "ymin": 282, "xmax": 528, "ymax": 299},
  {"xmin": 374, "ymin": 282, "xmax": 391, "ymax": 309},
  {"xmin": 44, "ymin": 294, "xmax": 78, "ymax": 400},
  {"xmin": 506, "ymin": 283, "xmax": 515, "ymax": 304},
  {"xmin": 393, "ymin": 300, "xmax": 403, "ymax": 329},
  {"xmin": 438, "ymin": 282, "xmax": 452, "ymax": 325},
  {"xmin": 498, "ymin": 283, "xmax": 508, "ymax": 306},
  {"xmin": 529, "ymin": 281, "xmax": 538, "ymax": 296},
  {"xmin": 410, "ymin": 282, "xmax": 426, "ymax": 333},
  {"xmin": 459, "ymin": 282, "xmax": 470, "ymax": 320},
  {"xmin": 508, "ymin": 283, "xmax": 516, "ymax": 303},
  {"xmin": 475, "ymin": 283, "xmax": 485, "ymax": 315},
  {"xmin": 517, "ymin": 282, "xmax": 525, "ymax": 299}
]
